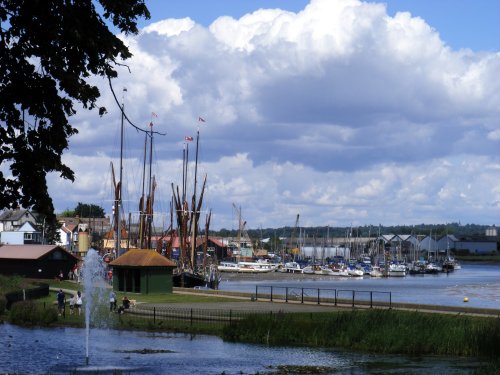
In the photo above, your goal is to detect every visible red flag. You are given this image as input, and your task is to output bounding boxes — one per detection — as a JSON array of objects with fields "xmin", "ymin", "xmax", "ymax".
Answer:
[
  {"xmin": 184, "ymin": 136, "xmax": 193, "ymax": 141},
  {"xmin": 198, "ymin": 117, "xmax": 206, "ymax": 122}
]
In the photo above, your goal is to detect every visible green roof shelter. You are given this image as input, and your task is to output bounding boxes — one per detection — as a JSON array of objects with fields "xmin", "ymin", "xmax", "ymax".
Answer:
[{"xmin": 109, "ymin": 249, "xmax": 177, "ymax": 294}]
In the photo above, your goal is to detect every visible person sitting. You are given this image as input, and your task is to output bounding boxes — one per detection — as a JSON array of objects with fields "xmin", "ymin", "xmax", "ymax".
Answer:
[{"xmin": 117, "ymin": 296, "xmax": 130, "ymax": 314}]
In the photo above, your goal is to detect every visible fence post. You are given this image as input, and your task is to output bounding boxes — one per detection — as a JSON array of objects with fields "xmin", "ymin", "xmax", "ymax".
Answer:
[
  {"xmin": 370, "ymin": 291, "xmax": 373, "ymax": 308},
  {"xmin": 389, "ymin": 292, "xmax": 392, "ymax": 309},
  {"xmin": 255, "ymin": 285, "xmax": 258, "ymax": 301},
  {"xmin": 301, "ymin": 288, "xmax": 304, "ymax": 304},
  {"xmin": 285, "ymin": 287, "xmax": 288, "ymax": 303},
  {"xmin": 334, "ymin": 289, "xmax": 337, "ymax": 306},
  {"xmin": 270, "ymin": 286, "xmax": 273, "ymax": 302},
  {"xmin": 352, "ymin": 290, "xmax": 355, "ymax": 308},
  {"xmin": 317, "ymin": 289, "xmax": 320, "ymax": 305},
  {"xmin": 229, "ymin": 309, "xmax": 232, "ymax": 325},
  {"xmin": 190, "ymin": 308, "xmax": 193, "ymax": 326},
  {"xmin": 154, "ymin": 307, "xmax": 156, "ymax": 324}
]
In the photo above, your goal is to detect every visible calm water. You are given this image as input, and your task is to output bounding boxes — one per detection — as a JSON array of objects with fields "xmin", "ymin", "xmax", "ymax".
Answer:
[
  {"xmin": 219, "ymin": 262, "xmax": 500, "ymax": 309},
  {"xmin": 0, "ymin": 324, "xmax": 483, "ymax": 374}
]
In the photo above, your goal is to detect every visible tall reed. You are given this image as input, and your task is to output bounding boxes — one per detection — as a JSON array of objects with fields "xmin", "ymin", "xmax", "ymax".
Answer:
[{"xmin": 223, "ymin": 309, "xmax": 500, "ymax": 358}]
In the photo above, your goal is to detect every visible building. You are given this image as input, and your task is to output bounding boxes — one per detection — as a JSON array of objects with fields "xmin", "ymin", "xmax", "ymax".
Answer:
[
  {"xmin": 109, "ymin": 249, "xmax": 177, "ymax": 294},
  {"xmin": 0, "ymin": 244, "xmax": 79, "ymax": 279},
  {"xmin": 0, "ymin": 222, "xmax": 43, "ymax": 245},
  {"xmin": 0, "ymin": 209, "xmax": 39, "ymax": 232}
]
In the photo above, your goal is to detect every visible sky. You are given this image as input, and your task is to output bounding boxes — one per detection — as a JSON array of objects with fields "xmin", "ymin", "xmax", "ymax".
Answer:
[{"xmin": 46, "ymin": 0, "xmax": 500, "ymax": 231}]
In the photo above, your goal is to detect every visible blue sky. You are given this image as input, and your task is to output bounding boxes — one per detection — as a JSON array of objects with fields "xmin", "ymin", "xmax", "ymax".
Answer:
[{"xmin": 46, "ymin": 0, "xmax": 500, "ymax": 230}]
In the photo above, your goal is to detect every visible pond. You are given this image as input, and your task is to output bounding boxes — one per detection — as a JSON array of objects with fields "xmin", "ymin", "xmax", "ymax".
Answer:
[{"xmin": 0, "ymin": 323, "xmax": 484, "ymax": 374}]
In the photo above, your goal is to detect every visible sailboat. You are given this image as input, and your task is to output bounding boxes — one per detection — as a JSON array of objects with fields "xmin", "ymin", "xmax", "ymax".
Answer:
[{"xmin": 171, "ymin": 128, "xmax": 220, "ymax": 289}]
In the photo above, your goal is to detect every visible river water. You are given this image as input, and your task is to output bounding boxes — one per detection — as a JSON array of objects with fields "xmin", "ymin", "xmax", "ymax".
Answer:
[
  {"xmin": 219, "ymin": 262, "xmax": 500, "ymax": 309},
  {"xmin": 1, "ymin": 262, "xmax": 497, "ymax": 374}
]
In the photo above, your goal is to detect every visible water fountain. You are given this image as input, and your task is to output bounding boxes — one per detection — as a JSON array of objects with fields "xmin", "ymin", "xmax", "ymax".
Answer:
[{"xmin": 80, "ymin": 248, "xmax": 108, "ymax": 365}]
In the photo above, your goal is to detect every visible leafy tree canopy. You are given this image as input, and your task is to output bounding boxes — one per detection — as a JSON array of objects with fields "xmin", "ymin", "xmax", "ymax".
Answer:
[
  {"xmin": 59, "ymin": 208, "xmax": 76, "ymax": 217},
  {"xmin": 74, "ymin": 202, "xmax": 105, "ymax": 218},
  {"xmin": 0, "ymin": 0, "xmax": 150, "ymax": 225}
]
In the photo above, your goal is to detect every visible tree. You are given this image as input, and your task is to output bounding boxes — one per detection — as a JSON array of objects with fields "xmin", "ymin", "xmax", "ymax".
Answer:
[
  {"xmin": 74, "ymin": 202, "xmax": 105, "ymax": 218},
  {"xmin": 0, "ymin": 1, "xmax": 150, "ymax": 226}
]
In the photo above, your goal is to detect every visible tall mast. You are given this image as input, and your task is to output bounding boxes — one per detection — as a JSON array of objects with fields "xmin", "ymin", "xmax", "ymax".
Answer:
[
  {"xmin": 147, "ymin": 126, "xmax": 154, "ymax": 250},
  {"xmin": 190, "ymin": 129, "xmax": 201, "ymax": 268},
  {"xmin": 116, "ymin": 89, "xmax": 125, "ymax": 256},
  {"xmin": 139, "ymin": 133, "xmax": 147, "ymax": 249}
]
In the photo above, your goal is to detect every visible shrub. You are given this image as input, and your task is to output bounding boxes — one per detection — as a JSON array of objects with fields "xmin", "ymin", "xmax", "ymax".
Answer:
[
  {"xmin": 0, "ymin": 295, "xmax": 6, "ymax": 315},
  {"xmin": 9, "ymin": 300, "xmax": 58, "ymax": 326}
]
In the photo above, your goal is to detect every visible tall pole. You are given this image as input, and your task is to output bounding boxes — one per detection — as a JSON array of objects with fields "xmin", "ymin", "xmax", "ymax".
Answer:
[
  {"xmin": 147, "ymin": 127, "xmax": 153, "ymax": 250},
  {"xmin": 139, "ymin": 133, "xmax": 147, "ymax": 249},
  {"xmin": 190, "ymin": 129, "xmax": 200, "ymax": 269},
  {"xmin": 115, "ymin": 95, "xmax": 127, "ymax": 257}
]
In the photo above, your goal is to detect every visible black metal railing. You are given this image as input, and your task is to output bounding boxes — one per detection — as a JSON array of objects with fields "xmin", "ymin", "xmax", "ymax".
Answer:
[
  {"xmin": 124, "ymin": 305, "xmax": 259, "ymax": 326},
  {"xmin": 5, "ymin": 283, "xmax": 50, "ymax": 309},
  {"xmin": 254, "ymin": 285, "xmax": 392, "ymax": 309}
]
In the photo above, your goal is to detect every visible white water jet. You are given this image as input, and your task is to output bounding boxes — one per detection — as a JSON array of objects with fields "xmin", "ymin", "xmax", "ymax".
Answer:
[{"xmin": 80, "ymin": 248, "xmax": 108, "ymax": 365}]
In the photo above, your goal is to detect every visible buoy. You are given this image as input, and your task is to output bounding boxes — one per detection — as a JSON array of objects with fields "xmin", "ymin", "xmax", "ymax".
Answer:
[{"xmin": 463, "ymin": 297, "xmax": 469, "ymax": 303}]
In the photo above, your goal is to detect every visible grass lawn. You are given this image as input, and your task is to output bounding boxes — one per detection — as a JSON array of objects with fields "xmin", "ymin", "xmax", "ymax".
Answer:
[{"xmin": 38, "ymin": 278, "xmax": 237, "ymax": 304}]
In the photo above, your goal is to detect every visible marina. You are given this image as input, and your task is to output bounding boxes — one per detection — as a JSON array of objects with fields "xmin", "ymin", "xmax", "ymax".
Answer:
[{"xmin": 218, "ymin": 262, "xmax": 500, "ymax": 309}]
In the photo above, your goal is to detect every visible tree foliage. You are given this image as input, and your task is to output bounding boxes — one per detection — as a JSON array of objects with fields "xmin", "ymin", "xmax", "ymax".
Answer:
[
  {"xmin": 74, "ymin": 202, "xmax": 105, "ymax": 218},
  {"xmin": 0, "ymin": 0, "xmax": 150, "ymax": 225}
]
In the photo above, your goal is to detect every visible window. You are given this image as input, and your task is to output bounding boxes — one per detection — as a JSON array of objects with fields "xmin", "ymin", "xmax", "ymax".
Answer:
[{"xmin": 24, "ymin": 233, "xmax": 32, "ymax": 240}]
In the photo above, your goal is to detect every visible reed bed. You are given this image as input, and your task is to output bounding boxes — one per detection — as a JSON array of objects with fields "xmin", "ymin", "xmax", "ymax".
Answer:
[{"xmin": 222, "ymin": 309, "xmax": 500, "ymax": 358}]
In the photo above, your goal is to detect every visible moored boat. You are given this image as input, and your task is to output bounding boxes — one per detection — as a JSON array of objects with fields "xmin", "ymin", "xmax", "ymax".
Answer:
[
  {"xmin": 388, "ymin": 263, "xmax": 406, "ymax": 277},
  {"xmin": 369, "ymin": 265, "xmax": 384, "ymax": 277},
  {"xmin": 280, "ymin": 261, "xmax": 303, "ymax": 273},
  {"xmin": 218, "ymin": 261, "xmax": 239, "ymax": 272}
]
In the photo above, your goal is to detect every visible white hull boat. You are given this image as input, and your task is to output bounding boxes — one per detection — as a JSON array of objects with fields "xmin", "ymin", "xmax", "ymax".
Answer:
[{"xmin": 388, "ymin": 263, "xmax": 406, "ymax": 277}]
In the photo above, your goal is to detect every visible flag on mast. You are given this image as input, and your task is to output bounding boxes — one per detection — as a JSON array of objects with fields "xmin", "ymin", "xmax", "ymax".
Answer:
[
  {"xmin": 184, "ymin": 136, "xmax": 194, "ymax": 141},
  {"xmin": 198, "ymin": 116, "xmax": 206, "ymax": 122},
  {"xmin": 151, "ymin": 112, "xmax": 158, "ymax": 118}
]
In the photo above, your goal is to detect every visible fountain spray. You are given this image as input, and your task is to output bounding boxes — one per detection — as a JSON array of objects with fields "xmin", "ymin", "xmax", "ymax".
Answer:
[{"xmin": 80, "ymin": 248, "xmax": 107, "ymax": 366}]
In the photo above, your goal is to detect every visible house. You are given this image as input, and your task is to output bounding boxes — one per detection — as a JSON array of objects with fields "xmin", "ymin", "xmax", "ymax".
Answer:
[
  {"xmin": 0, "ymin": 244, "xmax": 79, "ymax": 279},
  {"xmin": 0, "ymin": 222, "xmax": 42, "ymax": 245},
  {"xmin": 0, "ymin": 209, "xmax": 39, "ymax": 232},
  {"xmin": 55, "ymin": 222, "xmax": 80, "ymax": 253},
  {"xmin": 109, "ymin": 249, "xmax": 177, "ymax": 294},
  {"xmin": 102, "ymin": 227, "xmax": 129, "ymax": 255}
]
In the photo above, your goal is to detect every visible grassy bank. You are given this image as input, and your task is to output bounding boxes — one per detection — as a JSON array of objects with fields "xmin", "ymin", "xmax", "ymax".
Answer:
[{"xmin": 222, "ymin": 309, "xmax": 500, "ymax": 359}]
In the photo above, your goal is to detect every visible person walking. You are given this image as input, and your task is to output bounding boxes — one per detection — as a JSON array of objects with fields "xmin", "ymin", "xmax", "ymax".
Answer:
[
  {"xmin": 57, "ymin": 289, "xmax": 65, "ymax": 316},
  {"xmin": 69, "ymin": 294, "xmax": 76, "ymax": 315},
  {"xmin": 109, "ymin": 291, "xmax": 117, "ymax": 312},
  {"xmin": 75, "ymin": 291, "xmax": 83, "ymax": 316}
]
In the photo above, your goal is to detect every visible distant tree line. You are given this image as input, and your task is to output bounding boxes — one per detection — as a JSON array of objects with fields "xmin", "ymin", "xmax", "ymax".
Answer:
[
  {"xmin": 59, "ymin": 203, "xmax": 105, "ymax": 218},
  {"xmin": 209, "ymin": 223, "xmax": 493, "ymax": 243}
]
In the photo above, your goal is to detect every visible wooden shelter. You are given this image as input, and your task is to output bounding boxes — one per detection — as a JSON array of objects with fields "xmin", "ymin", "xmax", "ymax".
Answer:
[
  {"xmin": 109, "ymin": 249, "xmax": 176, "ymax": 294},
  {"xmin": 0, "ymin": 244, "xmax": 79, "ymax": 279}
]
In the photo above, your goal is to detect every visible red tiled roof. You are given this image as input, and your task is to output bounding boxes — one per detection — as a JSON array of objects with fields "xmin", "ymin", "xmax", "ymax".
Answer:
[
  {"xmin": 110, "ymin": 249, "xmax": 176, "ymax": 267},
  {"xmin": 0, "ymin": 245, "xmax": 79, "ymax": 260},
  {"xmin": 66, "ymin": 224, "xmax": 78, "ymax": 232},
  {"xmin": 209, "ymin": 237, "xmax": 225, "ymax": 247}
]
